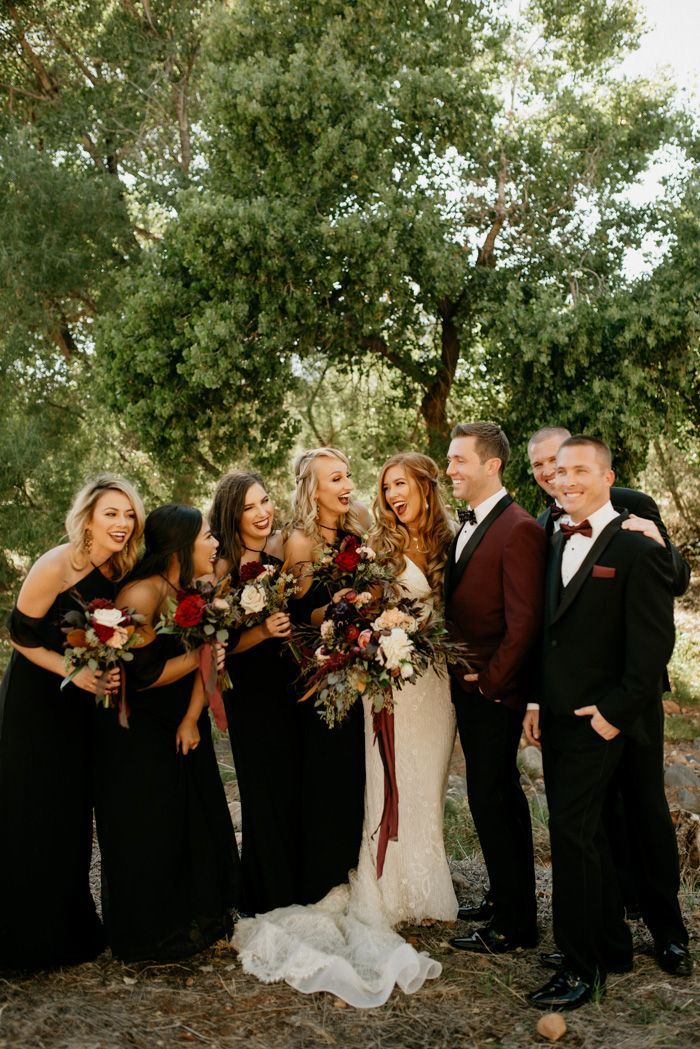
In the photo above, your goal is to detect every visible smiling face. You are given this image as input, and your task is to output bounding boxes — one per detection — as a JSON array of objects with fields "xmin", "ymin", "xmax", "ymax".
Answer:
[
  {"xmin": 88, "ymin": 490, "xmax": 137, "ymax": 560},
  {"xmin": 192, "ymin": 517, "xmax": 220, "ymax": 577},
  {"xmin": 446, "ymin": 436, "xmax": 501, "ymax": 507},
  {"xmin": 528, "ymin": 435, "xmax": 563, "ymax": 499},
  {"xmin": 314, "ymin": 456, "xmax": 354, "ymax": 523},
  {"xmin": 382, "ymin": 464, "xmax": 425, "ymax": 529},
  {"xmin": 239, "ymin": 482, "xmax": 273, "ymax": 547},
  {"xmin": 555, "ymin": 444, "xmax": 615, "ymax": 523}
]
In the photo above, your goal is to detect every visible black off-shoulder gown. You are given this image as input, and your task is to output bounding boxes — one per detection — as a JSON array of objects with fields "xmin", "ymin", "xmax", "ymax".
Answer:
[
  {"xmin": 0, "ymin": 566, "xmax": 109, "ymax": 970},
  {"xmin": 94, "ymin": 634, "xmax": 241, "ymax": 962},
  {"xmin": 290, "ymin": 577, "xmax": 366, "ymax": 905},
  {"xmin": 225, "ymin": 553, "xmax": 302, "ymax": 913}
]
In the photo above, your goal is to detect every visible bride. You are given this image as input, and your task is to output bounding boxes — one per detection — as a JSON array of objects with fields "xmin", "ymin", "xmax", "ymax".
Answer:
[{"xmin": 234, "ymin": 453, "xmax": 458, "ymax": 1007}]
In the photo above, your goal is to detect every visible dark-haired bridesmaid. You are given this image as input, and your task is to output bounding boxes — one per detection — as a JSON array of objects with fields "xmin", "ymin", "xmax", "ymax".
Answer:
[
  {"xmin": 0, "ymin": 474, "xmax": 144, "ymax": 970},
  {"xmin": 94, "ymin": 504, "xmax": 240, "ymax": 962},
  {"xmin": 210, "ymin": 471, "xmax": 301, "ymax": 913}
]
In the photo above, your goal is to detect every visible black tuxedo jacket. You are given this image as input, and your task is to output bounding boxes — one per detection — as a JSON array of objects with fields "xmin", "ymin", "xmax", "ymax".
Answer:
[
  {"xmin": 541, "ymin": 513, "xmax": 675, "ymax": 741},
  {"xmin": 538, "ymin": 486, "xmax": 690, "ymax": 597}
]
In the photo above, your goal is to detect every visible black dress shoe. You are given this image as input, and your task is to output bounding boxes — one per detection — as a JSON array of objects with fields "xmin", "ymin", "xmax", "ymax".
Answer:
[
  {"xmin": 527, "ymin": 969, "xmax": 600, "ymax": 1011},
  {"xmin": 457, "ymin": 898, "xmax": 495, "ymax": 923},
  {"xmin": 539, "ymin": 950, "xmax": 632, "ymax": 974},
  {"xmin": 451, "ymin": 925, "xmax": 538, "ymax": 954},
  {"xmin": 656, "ymin": 942, "xmax": 693, "ymax": 977}
]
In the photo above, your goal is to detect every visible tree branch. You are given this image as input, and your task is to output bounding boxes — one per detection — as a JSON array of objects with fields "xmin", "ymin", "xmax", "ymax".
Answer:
[
  {"xmin": 359, "ymin": 334, "xmax": 431, "ymax": 386},
  {"xmin": 7, "ymin": 4, "xmax": 59, "ymax": 99},
  {"xmin": 476, "ymin": 151, "xmax": 508, "ymax": 268}
]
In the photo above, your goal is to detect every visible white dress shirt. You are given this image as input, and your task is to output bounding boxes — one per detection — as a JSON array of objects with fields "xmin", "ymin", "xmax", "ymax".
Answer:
[
  {"xmin": 454, "ymin": 487, "xmax": 508, "ymax": 562},
  {"xmin": 560, "ymin": 500, "xmax": 619, "ymax": 587}
]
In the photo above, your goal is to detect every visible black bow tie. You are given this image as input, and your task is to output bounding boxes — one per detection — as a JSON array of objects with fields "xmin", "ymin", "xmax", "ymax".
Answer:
[{"xmin": 457, "ymin": 508, "xmax": 477, "ymax": 526}]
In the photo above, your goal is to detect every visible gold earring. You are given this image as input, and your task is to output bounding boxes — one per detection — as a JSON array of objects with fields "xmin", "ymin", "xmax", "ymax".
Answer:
[{"xmin": 83, "ymin": 528, "xmax": 93, "ymax": 553}]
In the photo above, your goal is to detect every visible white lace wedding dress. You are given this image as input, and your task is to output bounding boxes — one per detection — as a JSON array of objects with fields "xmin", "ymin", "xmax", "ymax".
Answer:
[{"xmin": 233, "ymin": 559, "xmax": 458, "ymax": 1007}]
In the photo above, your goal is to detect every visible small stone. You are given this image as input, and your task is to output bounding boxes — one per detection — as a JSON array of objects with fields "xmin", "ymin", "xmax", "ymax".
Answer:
[
  {"xmin": 536, "ymin": 1012, "xmax": 567, "ymax": 1041},
  {"xmin": 447, "ymin": 774, "xmax": 468, "ymax": 798},
  {"xmin": 520, "ymin": 746, "xmax": 544, "ymax": 777},
  {"xmin": 664, "ymin": 764, "xmax": 700, "ymax": 790},
  {"xmin": 333, "ymin": 996, "xmax": 348, "ymax": 1008},
  {"xmin": 663, "ymin": 698, "xmax": 681, "ymax": 715},
  {"xmin": 677, "ymin": 789, "xmax": 700, "ymax": 815}
]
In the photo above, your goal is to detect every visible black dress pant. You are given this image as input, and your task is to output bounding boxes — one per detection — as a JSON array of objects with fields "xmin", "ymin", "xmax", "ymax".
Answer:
[
  {"xmin": 616, "ymin": 707, "xmax": 688, "ymax": 946},
  {"xmin": 454, "ymin": 690, "xmax": 537, "ymax": 939},
  {"xmin": 542, "ymin": 714, "xmax": 633, "ymax": 983}
]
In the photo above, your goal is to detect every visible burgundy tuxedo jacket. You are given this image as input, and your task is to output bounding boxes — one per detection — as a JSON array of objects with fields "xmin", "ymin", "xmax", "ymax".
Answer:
[{"xmin": 445, "ymin": 498, "xmax": 547, "ymax": 711}]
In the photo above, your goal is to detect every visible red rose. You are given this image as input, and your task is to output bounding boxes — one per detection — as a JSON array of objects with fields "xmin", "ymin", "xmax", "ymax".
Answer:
[
  {"xmin": 345, "ymin": 625, "xmax": 359, "ymax": 641},
  {"xmin": 93, "ymin": 622, "xmax": 116, "ymax": 643},
  {"xmin": 240, "ymin": 561, "xmax": 266, "ymax": 583},
  {"xmin": 340, "ymin": 536, "xmax": 361, "ymax": 552},
  {"xmin": 174, "ymin": 594, "xmax": 206, "ymax": 628},
  {"xmin": 87, "ymin": 598, "xmax": 114, "ymax": 612},
  {"xmin": 335, "ymin": 549, "xmax": 361, "ymax": 572}
]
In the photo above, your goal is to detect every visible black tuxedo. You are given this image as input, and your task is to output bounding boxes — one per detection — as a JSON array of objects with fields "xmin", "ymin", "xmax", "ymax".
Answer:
[
  {"xmin": 541, "ymin": 515, "xmax": 682, "ymax": 982},
  {"xmin": 538, "ymin": 486, "xmax": 690, "ymax": 597}
]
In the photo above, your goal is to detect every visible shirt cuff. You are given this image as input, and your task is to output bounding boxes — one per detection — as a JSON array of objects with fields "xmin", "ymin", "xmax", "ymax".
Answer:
[{"xmin": 526, "ymin": 703, "xmax": 540, "ymax": 711}]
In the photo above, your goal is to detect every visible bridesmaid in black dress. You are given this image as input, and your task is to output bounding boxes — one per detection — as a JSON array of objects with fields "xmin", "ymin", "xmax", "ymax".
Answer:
[
  {"xmin": 0, "ymin": 474, "xmax": 144, "ymax": 970},
  {"xmin": 209, "ymin": 471, "xmax": 301, "ymax": 914},
  {"xmin": 94, "ymin": 505, "xmax": 241, "ymax": 962},
  {"xmin": 285, "ymin": 448, "xmax": 369, "ymax": 905}
]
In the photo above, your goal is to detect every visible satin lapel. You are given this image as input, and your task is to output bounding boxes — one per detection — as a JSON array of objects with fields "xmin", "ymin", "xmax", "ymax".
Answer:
[
  {"xmin": 443, "ymin": 534, "xmax": 459, "ymax": 604},
  {"xmin": 545, "ymin": 532, "xmax": 564, "ymax": 624},
  {"xmin": 447, "ymin": 495, "xmax": 513, "ymax": 600},
  {"xmin": 550, "ymin": 512, "xmax": 627, "ymax": 625}
]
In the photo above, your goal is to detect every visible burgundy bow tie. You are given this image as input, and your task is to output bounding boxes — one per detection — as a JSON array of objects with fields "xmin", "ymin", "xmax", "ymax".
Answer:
[
  {"xmin": 550, "ymin": 504, "xmax": 567, "ymax": 521},
  {"xmin": 457, "ymin": 507, "xmax": 477, "ymax": 526},
  {"xmin": 560, "ymin": 519, "xmax": 593, "ymax": 540}
]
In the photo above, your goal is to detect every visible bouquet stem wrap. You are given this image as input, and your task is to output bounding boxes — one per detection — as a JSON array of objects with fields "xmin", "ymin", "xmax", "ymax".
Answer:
[
  {"xmin": 372, "ymin": 699, "xmax": 399, "ymax": 879},
  {"xmin": 199, "ymin": 644, "xmax": 228, "ymax": 731}
]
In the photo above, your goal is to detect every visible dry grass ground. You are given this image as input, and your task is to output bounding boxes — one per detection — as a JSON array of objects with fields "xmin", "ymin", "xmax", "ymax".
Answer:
[{"xmin": 0, "ymin": 587, "xmax": 699, "ymax": 1049}]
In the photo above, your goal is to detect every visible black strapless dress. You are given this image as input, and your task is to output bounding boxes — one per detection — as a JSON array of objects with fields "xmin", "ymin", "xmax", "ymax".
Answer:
[
  {"xmin": 94, "ymin": 634, "xmax": 241, "ymax": 962},
  {"xmin": 290, "ymin": 577, "xmax": 366, "ymax": 905},
  {"xmin": 224, "ymin": 552, "xmax": 302, "ymax": 913},
  {"xmin": 0, "ymin": 566, "xmax": 110, "ymax": 970}
]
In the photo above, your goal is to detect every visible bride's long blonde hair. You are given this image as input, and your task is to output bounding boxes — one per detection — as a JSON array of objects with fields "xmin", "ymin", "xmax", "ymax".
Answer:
[
  {"xmin": 371, "ymin": 452, "xmax": 454, "ymax": 597},
  {"xmin": 289, "ymin": 447, "xmax": 365, "ymax": 551}
]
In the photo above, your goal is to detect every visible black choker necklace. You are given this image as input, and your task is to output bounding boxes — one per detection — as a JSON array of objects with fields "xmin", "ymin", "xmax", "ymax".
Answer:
[
  {"xmin": 242, "ymin": 536, "xmax": 268, "ymax": 555},
  {"xmin": 319, "ymin": 522, "xmax": 338, "ymax": 533}
]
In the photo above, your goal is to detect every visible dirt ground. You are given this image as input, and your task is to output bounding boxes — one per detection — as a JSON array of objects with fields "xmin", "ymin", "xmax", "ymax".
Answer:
[{"xmin": 1, "ymin": 590, "xmax": 699, "ymax": 1049}]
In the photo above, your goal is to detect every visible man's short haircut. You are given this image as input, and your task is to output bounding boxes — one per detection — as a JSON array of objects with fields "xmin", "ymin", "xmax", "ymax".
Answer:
[
  {"xmin": 450, "ymin": 421, "xmax": 510, "ymax": 476},
  {"xmin": 527, "ymin": 426, "xmax": 571, "ymax": 453},
  {"xmin": 558, "ymin": 435, "xmax": 612, "ymax": 470}
]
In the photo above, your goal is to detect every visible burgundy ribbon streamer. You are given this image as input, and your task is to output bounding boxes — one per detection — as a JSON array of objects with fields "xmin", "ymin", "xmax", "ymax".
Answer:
[
  {"xmin": 117, "ymin": 659, "xmax": 131, "ymax": 729},
  {"xmin": 372, "ymin": 703, "xmax": 399, "ymax": 879},
  {"xmin": 200, "ymin": 644, "xmax": 228, "ymax": 731}
]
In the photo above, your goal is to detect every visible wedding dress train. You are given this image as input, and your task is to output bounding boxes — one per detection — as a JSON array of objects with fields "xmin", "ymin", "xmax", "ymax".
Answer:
[{"xmin": 233, "ymin": 559, "xmax": 457, "ymax": 1007}]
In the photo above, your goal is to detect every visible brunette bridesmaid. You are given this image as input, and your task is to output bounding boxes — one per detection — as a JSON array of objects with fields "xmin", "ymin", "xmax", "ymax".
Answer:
[
  {"xmin": 285, "ymin": 448, "xmax": 367, "ymax": 904},
  {"xmin": 0, "ymin": 475, "xmax": 144, "ymax": 970},
  {"xmin": 210, "ymin": 471, "xmax": 301, "ymax": 913},
  {"xmin": 94, "ymin": 504, "xmax": 240, "ymax": 961}
]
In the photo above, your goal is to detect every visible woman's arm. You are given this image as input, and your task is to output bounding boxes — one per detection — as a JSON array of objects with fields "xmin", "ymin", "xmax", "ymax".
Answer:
[
  {"xmin": 175, "ymin": 675, "xmax": 207, "ymax": 755},
  {"xmin": 232, "ymin": 613, "xmax": 291, "ymax": 654}
]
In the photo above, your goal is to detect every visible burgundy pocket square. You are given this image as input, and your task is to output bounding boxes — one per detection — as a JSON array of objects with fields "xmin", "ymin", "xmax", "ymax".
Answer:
[{"xmin": 592, "ymin": 564, "xmax": 616, "ymax": 579}]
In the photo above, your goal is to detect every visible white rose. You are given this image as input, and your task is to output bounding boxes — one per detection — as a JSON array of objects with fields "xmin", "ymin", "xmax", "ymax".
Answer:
[
  {"xmin": 240, "ymin": 584, "xmax": 267, "ymax": 614},
  {"xmin": 400, "ymin": 662, "xmax": 415, "ymax": 678},
  {"xmin": 378, "ymin": 627, "xmax": 414, "ymax": 669},
  {"xmin": 92, "ymin": 607, "xmax": 124, "ymax": 628},
  {"xmin": 315, "ymin": 646, "xmax": 330, "ymax": 665},
  {"xmin": 358, "ymin": 545, "xmax": 376, "ymax": 560},
  {"xmin": 320, "ymin": 620, "xmax": 335, "ymax": 641}
]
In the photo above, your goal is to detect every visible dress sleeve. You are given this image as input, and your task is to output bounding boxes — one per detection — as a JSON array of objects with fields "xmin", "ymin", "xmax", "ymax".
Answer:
[
  {"xmin": 124, "ymin": 639, "xmax": 169, "ymax": 690},
  {"xmin": 7, "ymin": 606, "xmax": 51, "ymax": 648}
]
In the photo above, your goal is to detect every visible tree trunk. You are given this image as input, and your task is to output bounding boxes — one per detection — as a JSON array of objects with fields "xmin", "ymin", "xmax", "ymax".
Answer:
[{"xmin": 420, "ymin": 307, "xmax": 461, "ymax": 459}]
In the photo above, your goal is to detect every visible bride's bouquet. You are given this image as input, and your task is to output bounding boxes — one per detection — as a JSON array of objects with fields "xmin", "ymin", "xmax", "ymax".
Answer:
[
  {"xmin": 305, "ymin": 534, "xmax": 395, "ymax": 593},
  {"xmin": 157, "ymin": 576, "xmax": 237, "ymax": 730},
  {"xmin": 230, "ymin": 560, "xmax": 299, "ymax": 630},
  {"xmin": 298, "ymin": 588, "xmax": 466, "ymax": 727},
  {"xmin": 61, "ymin": 596, "xmax": 148, "ymax": 727}
]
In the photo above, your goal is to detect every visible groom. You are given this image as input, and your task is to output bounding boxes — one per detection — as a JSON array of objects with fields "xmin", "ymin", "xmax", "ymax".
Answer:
[{"xmin": 444, "ymin": 422, "xmax": 547, "ymax": 953}]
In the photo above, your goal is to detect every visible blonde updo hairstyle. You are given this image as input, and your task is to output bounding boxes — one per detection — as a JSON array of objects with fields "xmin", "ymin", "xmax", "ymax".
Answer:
[
  {"xmin": 65, "ymin": 474, "xmax": 145, "ymax": 581},
  {"xmin": 290, "ymin": 447, "xmax": 365, "ymax": 550},
  {"xmin": 371, "ymin": 452, "xmax": 454, "ymax": 598}
]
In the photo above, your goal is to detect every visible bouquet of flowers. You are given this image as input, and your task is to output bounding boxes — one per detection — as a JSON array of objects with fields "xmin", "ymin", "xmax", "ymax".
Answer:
[
  {"xmin": 298, "ymin": 588, "xmax": 468, "ymax": 727},
  {"xmin": 157, "ymin": 577, "xmax": 238, "ymax": 731},
  {"xmin": 61, "ymin": 596, "xmax": 147, "ymax": 728},
  {"xmin": 305, "ymin": 534, "xmax": 395, "ymax": 593},
  {"xmin": 231, "ymin": 560, "xmax": 300, "ymax": 629}
]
